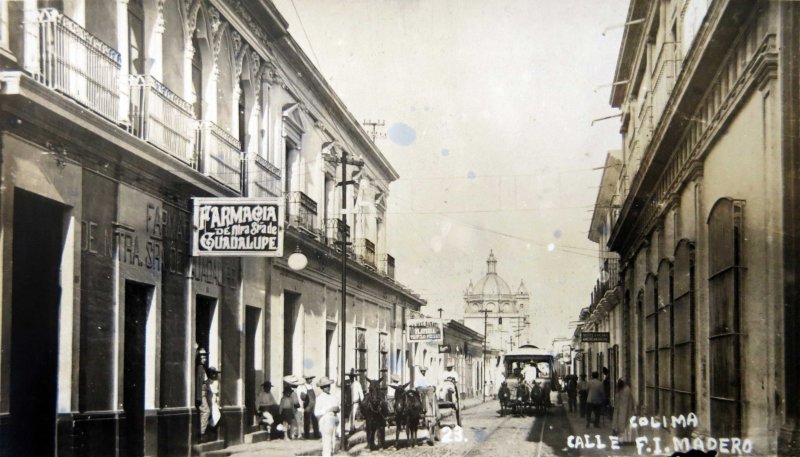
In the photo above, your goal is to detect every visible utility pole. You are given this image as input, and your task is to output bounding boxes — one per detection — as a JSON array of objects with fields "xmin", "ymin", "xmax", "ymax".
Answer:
[
  {"xmin": 479, "ymin": 308, "xmax": 490, "ymax": 402},
  {"xmin": 363, "ymin": 119, "xmax": 385, "ymax": 142},
  {"xmin": 324, "ymin": 148, "xmax": 363, "ymax": 451},
  {"xmin": 437, "ymin": 308, "xmax": 443, "ymax": 319}
]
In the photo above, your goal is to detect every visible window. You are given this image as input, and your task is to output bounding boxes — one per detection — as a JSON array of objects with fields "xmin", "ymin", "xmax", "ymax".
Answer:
[
  {"xmin": 707, "ymin": 198, "xmax": 744, "ymax": 436},
  {"xmin": 645, "ymin": 274, "xmax": 658, "ymax": 413},
  {"xmin": 128, "ymin": 0, "xmax": 144, "ymax": 75},
  {"xmin": 657, "ymin": 260, "xmax": 673, "ymax": 416},
  {"xmin": 379, "ymin": 333, "xmax": 388, "ymax": 385},
  {"xmin": 355, "ymin": 328, "xmax": 367, "ymax": 390},
  {"xmin": 673, "ymin": 240, "xmax": 696, "ymax": 417},
  {"xmin": 191, "ymin": 35, "xmax": 203, "ymax": 120}
]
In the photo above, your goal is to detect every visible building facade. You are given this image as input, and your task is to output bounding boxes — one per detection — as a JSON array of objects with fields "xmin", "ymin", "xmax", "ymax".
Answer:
[
  {"xmin": 580, "ymin": 1, "xmax": 800, "ymax": 454},
  {"xmin": 0, "ymin": 1, "xmax": 424, "ymax": 456},
  {"xmin": 463, "ymin": 251, "xmax": 531, "ymax": 353}
]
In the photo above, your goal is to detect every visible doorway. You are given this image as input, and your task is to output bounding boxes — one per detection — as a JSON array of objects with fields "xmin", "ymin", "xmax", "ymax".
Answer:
[
  {"xmin": 244, "ymin": 306, "xmax": 260, "ymax": 429},
  {"xmin": 196, "ymin": 295, "xmax": 217, "ymax": 359},
  {"xmin": 123, "ymin": 281, "xmax": 153, "ymax": 457},
  {"xmin": 10, "ymin": 189, "xmax": 66, "ymax": 456},
  {"xmin": 283, "ymin": 292, "xmax": 300, "ymax": 375}
]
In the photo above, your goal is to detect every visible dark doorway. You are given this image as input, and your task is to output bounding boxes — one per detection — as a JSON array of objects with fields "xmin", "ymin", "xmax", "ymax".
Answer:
[
  {"xmin": 123, "ymin": 281, "xmax": 153, "ymax": 457},
  {"xmin": 283, "ymin": 292, "xmax": 300, "ymax": 375},
  {"xmin": 196, "ymin": 295, "xmax": 216, "ymax": 357},
  {"xmin": 325, "ymin": 328, "xmax": 335, "ymax": 378},
  {"xmin": 10, "ymin": 189, "xmax": 65, "ymax": 456},
  {"xmin": 244, "ymin": 306, "xmax": 260, "ymax": 429}
]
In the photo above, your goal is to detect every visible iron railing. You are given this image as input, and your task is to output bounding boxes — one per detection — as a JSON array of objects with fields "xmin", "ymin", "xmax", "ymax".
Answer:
[
  {"xmin": 197, "ymin": 120, "xmax": 242, "ymax": 192},
  {"xmin": 326, "ymin": 218, "xmax": 350, "ymax": 249},
  {"xmin": 286, "ymin": 191, "xmax": 318, "ymax": 236},
  {"xmin": 129, "ymin": 74, "xmax": 195, "ymax": 165},
  {"xmin": 34, "ymin": 8, "xmax": 121, "ymax": 121},
  {"xmin": 379, "ymin": 253, "xmax": 395, "ymax": 279},
  {"xmin": 251, "ymin": 154, "xmax": 281, "ymax": 197},
  {"xmin": 355, "ymin": 238, "xmax": 376, "ymax": 268}
]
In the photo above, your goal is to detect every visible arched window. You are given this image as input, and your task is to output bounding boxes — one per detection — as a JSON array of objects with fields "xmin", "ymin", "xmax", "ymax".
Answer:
[
  {"xmin": 673, "ymin": 239, "xmax": 696, "ymax": 417},
  {"xmin": 191, "ymin": 34, "xmax": 202, "ymax": 120},
  {"xmin": 707, "ymin": 198, "xmax": 744, "ymax": 436},
  {"xmin": 657, "ymin": 260, "xmax": 673, "ymax": 417}
]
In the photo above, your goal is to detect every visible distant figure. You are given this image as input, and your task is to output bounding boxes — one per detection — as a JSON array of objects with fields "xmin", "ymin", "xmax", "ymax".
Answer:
[
  {"xmin": 522, "ymin": 362, "xmax": 538, "ymax": 386},
  {"xmin": 256, "ymin": 381, "xmax": 278, "ymax": 437},
  {"xmin": 566, "ymin": 375, "xmax": 578, "ymax": 413},
  {"xmin": 280, "ymin": 375, "xmax": 301, "ymax": 440},
  {"xmin": 314, "ymin": 376, "xmax": 340, "ymax": 457},
  {"xmin": 195, "ymin": 348, "xmax": 210, "ymax": 442},
  {"xmin": 602, "ymin": 367, "xmax": 611, "ymax": 418},
  {"xmin": 206, "ymin": 366, "xmax": 222, "ymax": 440},
  {"xmin": 347, "ymin": 369, "xmax": 364, "ymax": 434},
  {"xmin": 611, "ymin": 378, "xmax": 636, "ymax": 443},
  {"xmin": 414, "ymin": 366, "xmax": 429, "ymax": 389},
  {"xmin": 578, "ymin": 373, "xmax": 588, "ymax": 418},
  {"xmin": 586, "ymin": 371, "xmax": 606, "ymax": 428}
]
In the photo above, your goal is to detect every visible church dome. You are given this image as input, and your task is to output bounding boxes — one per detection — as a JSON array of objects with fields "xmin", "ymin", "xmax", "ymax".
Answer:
[{"xmin": 472, "ymin": 251, "xmax": 512, "ymax": 296}]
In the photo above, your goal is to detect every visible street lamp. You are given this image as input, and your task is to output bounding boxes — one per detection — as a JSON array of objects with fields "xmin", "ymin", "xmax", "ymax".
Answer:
[{"xmin": 323, "ymin": 148, "xmax": 363, "ymax": 451}]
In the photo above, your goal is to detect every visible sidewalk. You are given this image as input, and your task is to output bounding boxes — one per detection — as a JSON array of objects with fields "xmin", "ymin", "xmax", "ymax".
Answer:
[{"xmin": 203, "ymin": 395, "xmax": 486, "ymax": 457}]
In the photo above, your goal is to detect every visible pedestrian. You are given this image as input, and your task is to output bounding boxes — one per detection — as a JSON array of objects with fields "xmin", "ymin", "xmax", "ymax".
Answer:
[
  {"xmin": 602, "ymin": 367, "xmax": 612, "ymax": 419},
  {"xmin": 206, "ymin": 366, "xmax": 222, "ymax": 440},
  {"xmin": 315, "ymin": 376, "xmax": 340, "ymax": 457},
  {"xmin": 611, "ymin": 378, "xmax": 636, "ymax": 443},
  {"xmin": 300, "ymin": 373, "xmax": 320, "ymax": 439},
  {"xmin": 195, "ymin": 348, "xmax": 210, "ymax": 443},
  {"xmin": 567, "ymin": 374, "xmax": 578, "ymax": 413},
  {"xmin": 279, "ymin": 375, "xmax": 301, "ymax": 440},
  {"xmin": 578, "ymin": 373, "xmax": 588, "ymax": 418},
  {"xmin": 586, "ymin": 371, "xmax": 606, "ymax": 428},
  {"xmin": 256, "ymin": 381, "xmax": 278, "ymax": 437},
  {"xmin": 346, "ymin": 369, "xmax": 364, "ymax": 434}
]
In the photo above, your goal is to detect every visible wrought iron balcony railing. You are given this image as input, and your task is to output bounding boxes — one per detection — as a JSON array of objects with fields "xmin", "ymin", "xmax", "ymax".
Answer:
[
  {"xmin": 326, "ymin": 218, "xmax": 351, "ymax": 249},
  {"xmin": 250, "ymin": 154, "xmax": 281, "ymax": 197},
  {"xmin": 34, "ymin": 8, "xmax": 121, "ymax": 122},
  {"xmin": 285, "ymin": 191, "xmax": 318, "ymax": 236},
  {"xmin": 354, "ymin": 238, "xmax": 376, "ymax": 268},
  {"xmin": 129, "ymin": 74, "xmax": 195, "ymax": 166},
  {"xmin": 197, "ymin": 120, "xmax": 242, "ymax": 192},
  {"xmin": 379, "ymin": 253, "xmax": 395, "ymax": 280}
]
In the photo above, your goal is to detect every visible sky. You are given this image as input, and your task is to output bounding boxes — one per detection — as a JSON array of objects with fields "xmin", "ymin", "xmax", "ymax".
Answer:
[{"xmin": 270, "ymin": 0, "xmax": 630, "ymax": 348}]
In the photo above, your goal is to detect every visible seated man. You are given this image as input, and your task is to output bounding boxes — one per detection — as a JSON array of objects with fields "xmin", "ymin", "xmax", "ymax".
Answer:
[
  {"xmin": 438, "ymin": 362, "xmax": 459, "ymax": 402},
  {"xmin": 522, "ymin": 362, "xmax": 538, "ymax": 387},
  {"xmin": 415, "ymin": 366, "xmax": 435, "ymax": 414}
]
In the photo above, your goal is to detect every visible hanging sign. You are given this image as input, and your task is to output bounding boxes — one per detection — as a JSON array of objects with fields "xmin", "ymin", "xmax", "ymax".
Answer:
[
  {"xmin": 581, "ymin": 332, "xmax": 610, "ymax": 343},
  {"xmin": 438, "ymin": 344, "xmax": 452, "ymax": 353},
  {"xmin": 192, "ymin": 198, "xmax": 283, "ymax": 257},
  {"xmin": 407, "ymin": 318, "xmax": 443, "ymax": 342}
]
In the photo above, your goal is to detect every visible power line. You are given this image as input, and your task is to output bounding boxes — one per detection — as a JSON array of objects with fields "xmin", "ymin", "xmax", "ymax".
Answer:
[{"xmin": 289, "ymin": 0, "xmax": 322, "ymax": 68}]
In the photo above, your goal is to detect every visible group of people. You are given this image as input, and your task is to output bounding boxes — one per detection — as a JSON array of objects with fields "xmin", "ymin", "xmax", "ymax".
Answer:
[{"xmin": 563, "ymin": 368, "xmax": 636, "ymax": 444}]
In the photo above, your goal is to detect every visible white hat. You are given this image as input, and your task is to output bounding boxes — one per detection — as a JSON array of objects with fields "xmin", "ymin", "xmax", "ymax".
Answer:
[
  {"xmin": 283, "ymin": 375, "xmax": 300, "ymax": 386},
  {"xmin": 317, "ymin": 376, "xmax": 334, "ymax": 388}
]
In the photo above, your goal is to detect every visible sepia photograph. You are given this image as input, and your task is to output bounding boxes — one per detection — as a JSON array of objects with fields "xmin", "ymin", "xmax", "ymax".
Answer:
[{"xmin": 0, "ymin": 0, "xmax": 796, "ymax": 456}]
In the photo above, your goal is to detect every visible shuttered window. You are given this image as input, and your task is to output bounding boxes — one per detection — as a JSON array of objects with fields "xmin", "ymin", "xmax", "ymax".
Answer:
[
  {"xmin": 645, "ymin": 274, "xmax": 658, "ymax": 413},
  {"xmin": 673, "ymin": 240, "xmax": 696, "ymax": 417}
]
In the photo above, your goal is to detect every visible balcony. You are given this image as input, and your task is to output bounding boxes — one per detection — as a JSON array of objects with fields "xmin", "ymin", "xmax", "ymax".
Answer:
[
  {"xmin": 379, "ymin": 253, "xmax": 395, "ymax": 280},
  {"xmin": 354, "ymin": 238, "xmax": 376, "ymax": 269},
  {"xmin": 129, "ymin": 75, "xmax": 196, "ymax": 166},
  {"xmin": 285, "ymin": 191, "xmax": 318, "ymax": 237},
  {"xmin": 326, "ymin": 218, "xmax": 351, "ymax": 251},
  {"xmin": 251, "ymin": 154, "xmax": 281, "ymax": 197},
  {"xmin": 197, "ymin": 120, "xmax": 242, "ymax": 192},
  {"xmin": 33, "ymin": 9, "xmax": 121, "ymax": 122}
]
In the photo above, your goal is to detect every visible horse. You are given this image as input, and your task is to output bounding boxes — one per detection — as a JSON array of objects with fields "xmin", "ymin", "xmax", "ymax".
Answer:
[
  {"xmin": 498, "ymin": 382, "xmax": 511, "ymax": 416},
  {"xmin": 514, "ymin": 382, "xmax": 530, "ymax": 416},
  {"xmin": 361, "ymin": 378, "xmax": 390, "ymax": 450},
  {"xmin": 394, "ymin": 386, "xmax": 424, "ymax": 448},
  {"xmin": 530, "ymin": 381, "xmax": 545, "ymax": 415}
]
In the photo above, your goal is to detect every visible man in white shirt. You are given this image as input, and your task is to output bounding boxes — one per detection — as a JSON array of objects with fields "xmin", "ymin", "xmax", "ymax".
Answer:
[
  {"xmin": 347, "ymin": 370, "xmax": 364, "ymax": 434},
  {"xmin": 414, "ymin": 366, "xmax": 429, "ymax": 389},
  {"xmin": 438, "ymin": 362, "xmax": 459, "ymax": 401},
  {"xmin": 314, "ymin": 377, "xmax": 340, "ymax": 457},
  {"xmin": 522, "ymin": 362, "xmax": 538, "ymax": 386}
]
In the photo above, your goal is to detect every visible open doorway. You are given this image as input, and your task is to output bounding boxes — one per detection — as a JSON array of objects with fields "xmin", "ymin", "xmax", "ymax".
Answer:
[
  {"xmin": 196, "ymin": 295, "xmax": 217, "ymax": 361},
  {"xmin": 123, "ymin": 281, "xmax": 154, "ymax": 457},
  {"xmin": 9, "ymin": 189, "xmax": 66, "ymax": 456},
  {"xmin": 244, "ymin": 306, "xmax": 261, "ymax": 430},
  {"xmin": 283, "ymin": 292, "xmax": 300, "ymax": 375}
]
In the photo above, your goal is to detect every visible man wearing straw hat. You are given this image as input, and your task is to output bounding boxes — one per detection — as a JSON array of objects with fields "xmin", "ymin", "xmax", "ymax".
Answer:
[
  {"xmin": 314, "ymin": 376, "xmax": 340, "ymax": 457},
  {"xmin": 279, "ymin": 375, "xmax": 301, "ymax": 440},
  {"xmin": 345, "ymin": 368, "xmax": 364, "ymax": 434},
  {"xmin": 299, "ymin": 373, "xmax": 320, "ymax": 439}
]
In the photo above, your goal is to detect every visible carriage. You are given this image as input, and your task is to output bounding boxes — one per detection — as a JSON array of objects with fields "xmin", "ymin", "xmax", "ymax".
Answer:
[
  {"xmin": 498, "ymin": 345, "xmax": 556, "ymax": 416},
  {"xmin": 388, "ymin": 381, "xmax": 461, "ymax": 447}
]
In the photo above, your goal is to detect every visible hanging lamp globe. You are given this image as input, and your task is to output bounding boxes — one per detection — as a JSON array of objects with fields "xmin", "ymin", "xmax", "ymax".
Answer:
[{"xmin": 288, "ymin": 247, "xmax": 308, "ymax": 271}]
